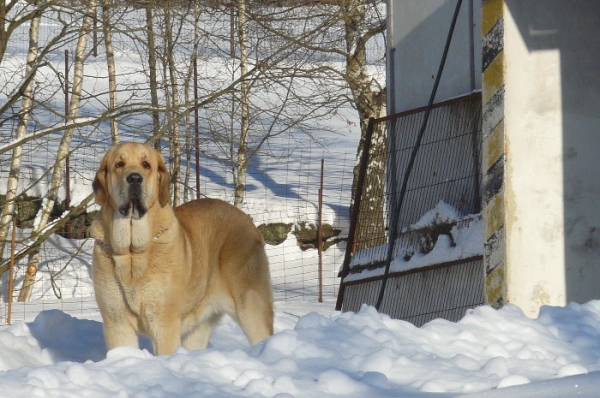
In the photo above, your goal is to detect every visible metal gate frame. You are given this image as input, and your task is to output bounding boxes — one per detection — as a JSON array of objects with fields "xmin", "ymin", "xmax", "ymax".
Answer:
[{"xmin": 336, "ymin": 93, "xmax": 484, "ymax": 325}]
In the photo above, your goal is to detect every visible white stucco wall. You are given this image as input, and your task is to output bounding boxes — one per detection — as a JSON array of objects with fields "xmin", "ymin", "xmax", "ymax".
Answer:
[
  {"xmin": 504, "ymin": 1, "xmax": 600, "ymax": 315},
  {"xmin": 387, "ymin": 0, "xmax": 481, "ymax": 113},
  {"xmin": 503, "ymin": 18, "xmax": 565, "ymax": 315},
  {"xmin": 388, "ymin": 0, "xmax": 600, "ymax": 316}
]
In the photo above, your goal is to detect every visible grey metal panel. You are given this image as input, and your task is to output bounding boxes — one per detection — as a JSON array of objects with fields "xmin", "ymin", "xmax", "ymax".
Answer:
[
  {"xmin": 342, "ymin": 94, "xmax": 482, "ymax": 279},
  {"xmin": 338, "ymin": 94, "xmax": 484, "ymax": 326},
  {"xmin": 342, "ymin": 258, "xmax": 484, "ymax": 327},
  {"xmin": 388, "ymin": 95, "xmax": 482, "ymax": 233}
]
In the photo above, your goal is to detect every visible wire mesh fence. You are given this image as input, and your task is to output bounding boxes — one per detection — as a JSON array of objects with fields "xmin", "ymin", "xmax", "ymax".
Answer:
[
  {"xmin": 0, "ymin": 141, "xmax": 356, "ymax": 325},
  {"xmin": 0, "ymin": 2, "xmax": 377, "ymax": 324}
]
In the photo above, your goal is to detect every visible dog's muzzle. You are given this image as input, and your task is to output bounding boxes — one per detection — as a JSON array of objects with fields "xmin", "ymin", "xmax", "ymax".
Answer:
[{"xmin": 118, "ymin": 172, "xmax": 147, "ymax": 218}]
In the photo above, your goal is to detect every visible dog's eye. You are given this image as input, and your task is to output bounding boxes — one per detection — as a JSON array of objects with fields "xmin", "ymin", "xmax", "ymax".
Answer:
[
  {"xmin": 142, "ymin": 161, "xmax": 151, "ymax": 170},
  {"xmin": 115, "ymin": 161, "xmax": 125, "ymax": 169}
]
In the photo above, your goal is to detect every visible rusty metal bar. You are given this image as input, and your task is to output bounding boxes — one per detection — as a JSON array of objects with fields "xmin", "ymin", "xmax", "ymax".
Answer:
[
  {"xmin": 7, "ymin": 211, "xmax": 16, "ymax": 324},
  {"xmin": 194, "ymin": 55, "xmax": 200, "ymax": 198},
  {"xmin": 93, "ymin": 10, "xmax": 98, "ymax": 57},
  {"xmin": 317, "ymin": 158, "xmax": 324, "ymax": 303},
  {"xmin": 335, "ymin": 118, "xmax": 376, "ymax": 310},
  {"xmin": 64, "ymin": 50, "xmax": 71, "ymax": 212}
]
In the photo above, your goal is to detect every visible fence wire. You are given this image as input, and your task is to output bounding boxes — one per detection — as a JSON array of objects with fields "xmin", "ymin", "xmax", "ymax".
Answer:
[
  {"xmin": 0, "ymin": 142, "xmax": 356, "ymax": 325},
  {"xmin": 0, "ymin": 3, "xmax": 371, "ymax": 324}
]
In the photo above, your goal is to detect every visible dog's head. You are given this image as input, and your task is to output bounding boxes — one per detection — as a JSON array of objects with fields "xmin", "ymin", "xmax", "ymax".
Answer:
[{"xmin": 93, "ymin": 142, "xmax": 171, "ymax": 218}]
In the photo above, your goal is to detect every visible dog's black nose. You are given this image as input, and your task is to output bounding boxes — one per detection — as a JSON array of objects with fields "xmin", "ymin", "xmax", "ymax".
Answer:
[{"xmin": 126, "ymin": 173, "xmax": 143, "ymax": 186}]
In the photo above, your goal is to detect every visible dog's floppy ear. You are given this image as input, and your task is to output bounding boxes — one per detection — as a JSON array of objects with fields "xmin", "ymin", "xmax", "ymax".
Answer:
[
  {"xmin": 157, "ymin": 152, "xmax": 171, "ymax": 207},
  {"xmin": 93, "ymin": 152, "xmax": 110, "ymax": 206}
]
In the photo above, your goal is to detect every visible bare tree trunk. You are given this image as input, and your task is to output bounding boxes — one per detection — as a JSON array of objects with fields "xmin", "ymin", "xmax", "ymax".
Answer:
[
  {"xmin": 342, "ymin": 1, "xmax": 387, "ymax": 251},
  {"xmin": 19, "ymin": 1, "xmax": 96, "ymax": 301},
  {"xmin": 146, "ymin": 5, "xmax": 160, "ymax": 149},
  {"xmin": 0, "ymin": 1, "xmax": 9, "ymax": 63},
  {"xmin": 228, "ymin": 5, "xmax": 236, "ymax": 203},
  {"xmin": 0, "ymin": 2, "xmax": 45, "ymax": 64},
  {"xmin": 182, "ymin": 66, "xmax": 192, "ymax": 202},
  {"xmin": 102, "ymin": 0, "xmax": 119, "ymax": 144},
  {"xmin": 183, "ymin": 2, "xmax": 202, "ymax": 203},
  {"xmin": 164, "ymin": 4, "xmax": 181, "ymax": 207},
  {"xmin": 233, "ymin": 0, "xmax": 249, "ymax": 208},
  {"xmin": 0, "ymin": 12, "xmax": 42, "ymax": 259}
]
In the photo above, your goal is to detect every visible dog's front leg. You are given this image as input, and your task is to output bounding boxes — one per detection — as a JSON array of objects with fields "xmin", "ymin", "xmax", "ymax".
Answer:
[
  {"xmin": 147, "ymin": 312, "xmax": 182, "ymax": 355},
  {"xmin": 93, "ymin": 250, "xmax": 139, "ymax": 353},
  {"xmin": 103, "ymin": 317, "xmax": 138, "ymax": 352}
]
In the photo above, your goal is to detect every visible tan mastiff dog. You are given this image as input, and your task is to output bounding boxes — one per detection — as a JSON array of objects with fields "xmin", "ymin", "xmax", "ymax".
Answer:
[{"xmin": 90, "ymin": 142, "xmax": 273, "ymax": 355}]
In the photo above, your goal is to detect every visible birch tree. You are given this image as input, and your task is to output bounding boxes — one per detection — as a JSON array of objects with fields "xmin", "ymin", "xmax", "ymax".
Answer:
[
  {"xmin": 0, "ymin": 1, "xmax": 48, "ymax": 64},
  {"xmin": 341, "ymin": 0, "xmax": 387, "ymax": 249},
  {"xmin": 19, "ymin": 0, "xmax": 98, "ymax": 301},
  {"xmin": 163, "ymin": 3, "xmax": 182, "ymax": 206},
  {"xmin": 102, "ymin": 0, "xmax": 119, "ymax": 144},
  {"xmin": 233, "ymin": 0, "xmax": 250, "ymax": 208},
  {"xmin": 182, "ymin": 2, "xmax": 202, "ymax": 202},
  {"xmin": 146, "ymin": 5, "xmax": 161, "ymax": 149},
  {"xmin": 0, "ymin": 11, "xmax": 42, "ymax": 259}
]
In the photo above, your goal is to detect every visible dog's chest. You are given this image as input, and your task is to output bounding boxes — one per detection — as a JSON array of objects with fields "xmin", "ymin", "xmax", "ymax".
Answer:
[{"xmin": 112, "ymin": 253, "xmax": 151, "ymax": 315}]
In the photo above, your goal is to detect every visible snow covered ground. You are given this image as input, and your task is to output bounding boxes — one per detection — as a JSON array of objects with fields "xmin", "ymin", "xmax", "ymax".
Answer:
[
  {"xmin": 345, "ymin": 200, "xmax": 484, "ymax": 282},
  {"xmin": 1, "ymin": 299, "xmax": 600, "ymax": 397}
]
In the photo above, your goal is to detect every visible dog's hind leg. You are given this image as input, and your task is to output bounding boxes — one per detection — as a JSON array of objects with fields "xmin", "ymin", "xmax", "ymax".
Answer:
[{"xmin": 233, "ymin": 288, "xmax": 274, "ymax": 346}]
